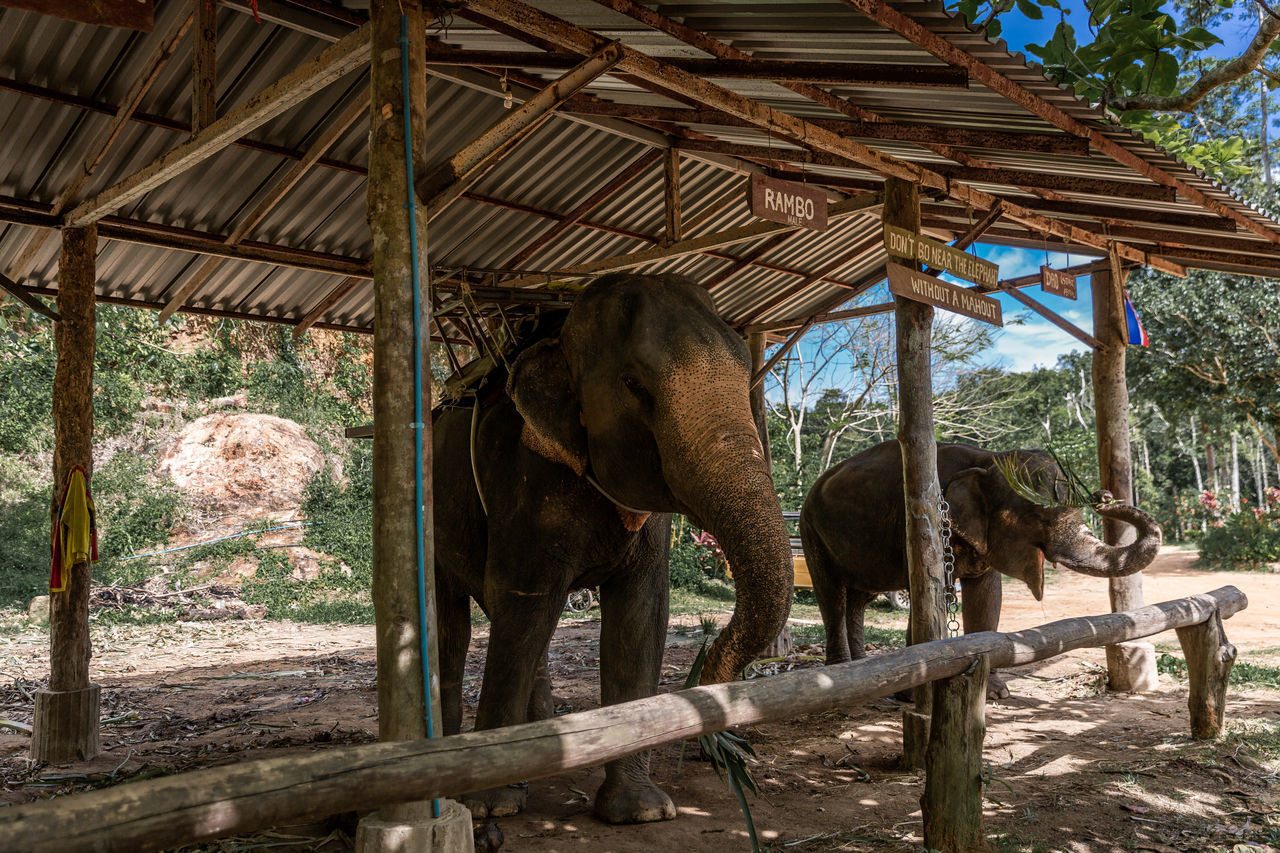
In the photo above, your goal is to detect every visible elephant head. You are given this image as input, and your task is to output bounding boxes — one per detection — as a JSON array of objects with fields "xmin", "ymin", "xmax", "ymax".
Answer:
[
  {"xmin": 507, "ymin": 273, "xmax": 793, "ymax": 684},
  {"xmin": 943, "ymin": 450, "xmax": 1162, "ymax": 599}
]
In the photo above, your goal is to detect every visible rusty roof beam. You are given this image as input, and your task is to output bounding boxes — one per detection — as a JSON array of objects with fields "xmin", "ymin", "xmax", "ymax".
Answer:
[
  {"xmin": 423, "ymin": 46, "xmax": 968, "ymax": 87},
  {"xmin": 925, "ymin": 197, "xmax": 1238, "ymax": 234},
  {"xmin": 473, "ymin": 0, "xmax": 1184, "ymax": 277},
  {"xmin": 1148, "ymin": 246, "xmax": 1280, "ymax": 275},
  {"xmin": 735, "ymin": 235, "xmax": 882, "ymax": 327},
  {"xmin": 560, "ymin": 98, "xmax": 1089, "ymax": 155},
  {"xmin": 66, "ymin": 22, "xmax": 372, "ymax": 227},
  {"xmin": 842, "ymin": 0, "xmax": 1280, "ymax": 246},
  {"xmin": 0, "ymin": 271, "xmax": 60, "ymax": 321}
]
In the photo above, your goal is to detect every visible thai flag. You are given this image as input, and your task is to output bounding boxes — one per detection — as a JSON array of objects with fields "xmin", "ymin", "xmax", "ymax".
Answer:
[{"xmin": 1123, "ymin": 292, "xmax": 1149, "ymax": 347}]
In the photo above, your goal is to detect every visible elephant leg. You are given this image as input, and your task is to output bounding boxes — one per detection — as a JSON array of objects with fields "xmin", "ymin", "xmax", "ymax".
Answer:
[
  {"xmin": 436, "ymin": 569, "xmax": 473, "ymax": 737},
  {"xmin": 960, "ymin": 570, "xmax": 1008, "ymax": 699},
  {"xmin": 526, "ymin": 646, "xmax": 553, "ymax": 722},
  {"xmin": 807, "ymin": 547, "xmax": 851, "ymax": 665},
  {"xmin": 594, "ymin": 524, "xmax": 676, "ymax": 824},
  {"xmin": 843, "ymin": 589, "xmax": 877, "ymax": 661},
  {"xmin": 462, "ymin": 557, "xmax": 571, "ymax": 819}
]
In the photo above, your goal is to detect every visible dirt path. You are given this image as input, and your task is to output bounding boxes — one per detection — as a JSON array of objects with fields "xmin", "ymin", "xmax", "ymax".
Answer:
[{"xmin": 0, "ymin": 548, "xmax": 1276, "ymax": 852}]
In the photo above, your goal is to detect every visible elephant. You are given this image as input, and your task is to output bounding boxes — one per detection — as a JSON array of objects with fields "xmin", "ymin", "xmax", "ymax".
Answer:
[
  {"xmin": 799, "ymin": 441, "xmax": 1162, "ymax": 697},
  {"xmin": 432, "ymin": 273, "xmax": 793, "ymax": 824}
]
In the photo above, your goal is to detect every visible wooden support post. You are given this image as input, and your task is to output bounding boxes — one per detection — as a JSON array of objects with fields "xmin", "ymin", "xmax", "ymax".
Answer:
[
  {"xmin": 886, "ymin": 176, "xmax": 945, "ymax": 769},
  {"xmin": 663, "ymin": 147, "xmax": 682, "ymax": 246},
  {"xmin": 1092, "ymin": 254, "xmax": 1157, "ymax": 693},
  {"xmin": 362, "ymin": 2, "xmax": 470, "ymax": 849},
  {"xmin": 193, "ymin": 0, "xmax": 217, "ymax": 133},
  {"xmin": 1175, "ymin": 609, "xmax": 1237, "ymax": 739},
  {"xmin": 922, "ymin": 654, "xmax": 992, "ymax": 853},
  {"xmin": 32, "ymin": 226, "xmax": 100, "ymax": 764},
  {"xmin": 750, "ymin": 331, "xmax": 792, "ymax": 659}
]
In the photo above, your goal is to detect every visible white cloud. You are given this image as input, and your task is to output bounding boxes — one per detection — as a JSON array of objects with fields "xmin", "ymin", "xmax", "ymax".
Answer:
[{"xmin": 983, "ymin": 311, "xmax": 1087, "ymax": 372}]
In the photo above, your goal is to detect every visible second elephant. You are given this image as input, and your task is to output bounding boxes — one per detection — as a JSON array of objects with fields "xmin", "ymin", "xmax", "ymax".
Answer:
[{"xmin": 799, "ymin": 441, "xmax": 1162, "ymax": 696}]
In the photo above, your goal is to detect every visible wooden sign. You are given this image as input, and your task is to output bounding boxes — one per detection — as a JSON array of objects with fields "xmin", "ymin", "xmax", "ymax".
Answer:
[
  {"xmin": 886, "ymin": 262, "xmax": 1003, "ymax": 326},
  {"xmin": 749, "ymin": 174, "xmax": 828, "ymax": 231},
  {"xmin": 1040, "ymin": 265, "xmax": 1078, "ymax": 300},
  {"xmin": 883, "ymin": 224, "xmax": 999, "ymax": 288}
]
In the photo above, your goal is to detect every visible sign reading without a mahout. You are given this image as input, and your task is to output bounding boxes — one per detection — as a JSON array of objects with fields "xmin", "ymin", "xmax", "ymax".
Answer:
[
  {"xmin": 749, "ymin": 174, "xmax": 828, "ymax": 231},
  {"xmin": 886, "ymin": 262, "xmax": 1004, "ymax": 326},
  {"xmin": 883, "ymin": 224, "xmax": 998, "ymax": 288},
  {"xmin": 1040, "ymin": 265, "xmax": 1078, "ymax": 300}
]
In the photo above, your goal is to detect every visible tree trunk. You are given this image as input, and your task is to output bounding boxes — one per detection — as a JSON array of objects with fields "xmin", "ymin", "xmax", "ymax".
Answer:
[
  {"xmin": 1230, "ymin": 431, "xmax": 1241, "ymax": 513},
  {"xmin": 1190, "ymin": 417, "xmax": 1204, "ymax": 492},
  {"xmin": 1206, "ymin": 442, "xmax": 1218, "ymax": 494}
]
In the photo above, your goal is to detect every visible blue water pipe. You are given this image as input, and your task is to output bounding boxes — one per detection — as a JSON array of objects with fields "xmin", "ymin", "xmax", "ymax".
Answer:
[{"xmin": 400, "ymin": 14, "xmax": 441, "ymax": 819}]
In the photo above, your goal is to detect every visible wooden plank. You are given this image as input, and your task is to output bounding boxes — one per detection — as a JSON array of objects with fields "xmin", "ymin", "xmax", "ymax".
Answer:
[
  {"xmin": 192, "ymin": 0, "xmax": 217, "ymax": 133},
  {"xmin": 663, "ymin": 147, "xmax": 682, "ymax": 245},
  {"xmin": 0, "ymin": 585, "xmax": 1245, "ymax": 853},
  {"xmin": 0, "ymin": 271, "xmax": 60, "ymax": 320},
  {"xmin": 157, "ymin": 93, "xmax": 369, "ymax": 321},
  {"xmin": 1040, "ymin": 265, "xmax": 1078, "ymax": 299},
  {"xmin": 2, "ymin": 0, "xmax": 154, "ymax": 29},
  {"xmin": 418, "ymin": 44, "xmax": 625, "ymax": 222},
  {"xmin": 426, "ymin": 48, "xmax": 968, "ymax": 86},
  {"xmin": 560, "ymin": 98, "xmax": 1088, "ymax": 154},
  {"xmin": 884, "ymin": 224, "xmax": 998, "ymax": 287},
  {"xmin": 292, "ymin": 276, "xmax": 363, "ymax": 340},
  {"xmin": 749, "ymin": 174, "xmax": 828, "ymax": 231},
  {"xmin": 65, "ymin": 22, "xmax": 372, "ymax": 227}
]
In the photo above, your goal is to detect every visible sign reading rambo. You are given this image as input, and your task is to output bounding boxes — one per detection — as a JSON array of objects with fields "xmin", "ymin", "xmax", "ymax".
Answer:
[
  {"xmin": 883, "ymin": 224, "xmax": 999, "ymax": 288},
  {"xmin": 748, "ymin": 174, "xmax": 828, "ymax": 231},
  {"xmin": 886, "ymin": 263, "xmax": 1004, "ymax": 326}
]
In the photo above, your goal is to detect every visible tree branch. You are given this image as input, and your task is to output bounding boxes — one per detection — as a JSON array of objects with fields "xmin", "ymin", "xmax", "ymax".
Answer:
[{"xmin": 1105, "ymin": 4, "xmax": 1280, "ymax": 112}]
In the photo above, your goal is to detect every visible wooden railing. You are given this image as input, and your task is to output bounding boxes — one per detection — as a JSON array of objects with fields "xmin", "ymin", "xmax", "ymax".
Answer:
[{"xmin": 0, "ymin": 586, "xmax": 1245, "ymax": 853}]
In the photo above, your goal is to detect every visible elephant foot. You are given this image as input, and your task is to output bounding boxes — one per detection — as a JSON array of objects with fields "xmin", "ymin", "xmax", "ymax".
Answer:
[
  {"xmin": 593, "ymin": 776, "xmax": 676, "ymax": 824},
  {"xmin": 461, "ymin": 783, "xmax": 528, "ymax": 819},
  {"xmin": 987, "ymin": 673, "xmax": 1010, "ymax": 700}
]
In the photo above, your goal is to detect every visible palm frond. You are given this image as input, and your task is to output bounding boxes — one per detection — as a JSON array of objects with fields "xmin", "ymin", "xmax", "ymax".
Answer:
[{"xmin": 685, "ymin": 640, "xmax": 762, "ymax": 853}]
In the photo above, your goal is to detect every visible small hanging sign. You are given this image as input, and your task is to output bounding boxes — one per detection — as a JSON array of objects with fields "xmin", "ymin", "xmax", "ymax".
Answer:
[
  {"xmin": 886, "ymin": 262, "xmax": 1003, "ymax": 326},
  {"xmin": 748, "ymin": 174, "xmax": 828, "ymax": 231},
  {"xmin": 1040, "ymin": 265, "xmax": 1078, "ymax": 300},
  {"xmin": 883, "ymin": 224, "xmax": 998, "ymax": 288}
]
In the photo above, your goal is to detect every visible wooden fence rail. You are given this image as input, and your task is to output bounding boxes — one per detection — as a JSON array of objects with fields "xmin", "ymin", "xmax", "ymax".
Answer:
[{"xmin": 0, "ymin": 586, "xmax": 1245, "ymax": 853}]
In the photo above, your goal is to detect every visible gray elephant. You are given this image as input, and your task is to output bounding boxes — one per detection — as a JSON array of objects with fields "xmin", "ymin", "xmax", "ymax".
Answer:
[
  {"xmin": 799, "ymin": 441, "xmax": 1161, "ymax": 697},
  {"xmin": 432, "ymin": 273, "xmax": 792, "ymax": 823}
]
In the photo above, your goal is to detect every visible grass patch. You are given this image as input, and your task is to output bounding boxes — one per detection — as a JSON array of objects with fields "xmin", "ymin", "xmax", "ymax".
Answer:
[
  {"xmin": 789, "ymin": 623, "xmax": 907, "ymax": 649},
  {"xmin": 1156, "ymin": 652, "xmax": 1280, "ymax": 689}
]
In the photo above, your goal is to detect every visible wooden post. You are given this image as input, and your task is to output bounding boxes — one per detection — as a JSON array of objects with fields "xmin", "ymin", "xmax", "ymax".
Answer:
[
  {"xmin": 1091, "ymin": 255, "xmax": 1157, "ymax": 692},
  {"xmin": 32, "ymin": 226, "xmax": 100, "ymax": 764},
  {"xmin": 663, "ymin": 147, "xmax": 682, "ymax": 245},
  {"xmin": 193, "ymin": 0, "xmax": 217, "ymax": 134},
  {"xmin": 1175, "ymin": 609, "xmax": 1237, "ymax": 739},
  {"xmin": 887, "ymin": 176, "xmax": 945, "ymax": 769},
  {"xmin": 362, "ymin": 2, "xmax": 470, "ymax": 849},
  {"xmin": 922, "ymin": 654, "xmax": 992, "ymax": 853}
]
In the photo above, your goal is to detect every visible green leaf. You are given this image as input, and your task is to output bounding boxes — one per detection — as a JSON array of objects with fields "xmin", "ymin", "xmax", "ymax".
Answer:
[
  {"xmin": 1015, "ymin": 0, "xmax": 1043, "ymax": 20},
  {"xmin": 987, "ymin": 17, "xmax": 1002, "ymax": 38},
  {"xmin": 1179, "ymin": 26, "xmax": 1222, "ymax": 50}
]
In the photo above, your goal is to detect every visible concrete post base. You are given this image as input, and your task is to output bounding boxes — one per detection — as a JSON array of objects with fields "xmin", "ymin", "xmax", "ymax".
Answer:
[
  {"xmin": 31, "ymin": 683, "xmax": 100, "ymax": 764},
  {"xmin": 355, "ymin": 799, "xmax": 474, "ymax": 853},
  {"xmin": 1107, "ymin": 641, "xmax": 1159, "ymax": 693}
]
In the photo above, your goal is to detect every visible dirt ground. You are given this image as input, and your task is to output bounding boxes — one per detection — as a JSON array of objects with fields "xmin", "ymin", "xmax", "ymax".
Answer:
[{"xmin": 1, "ymin": 547, "xmax": 1278, "ymax": 852}]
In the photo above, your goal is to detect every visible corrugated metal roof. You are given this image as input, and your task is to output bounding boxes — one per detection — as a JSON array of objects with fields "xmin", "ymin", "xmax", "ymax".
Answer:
[{"xmin": 2, "ymin": 0, "xmax": 1278, "ymax": 337}]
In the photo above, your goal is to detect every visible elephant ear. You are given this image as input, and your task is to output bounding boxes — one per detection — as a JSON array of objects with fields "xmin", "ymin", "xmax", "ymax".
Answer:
[
  {"xmin": 943, "ymin": 467, "xmax": 989, "ymax": 554},
  {"xmin": 507, "ymin": 338, "xmax": 588, "ymax": 476}
]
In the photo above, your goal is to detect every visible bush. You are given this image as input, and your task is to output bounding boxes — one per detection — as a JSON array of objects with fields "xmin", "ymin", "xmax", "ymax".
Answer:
[
  {"xmin": 301, "ymin": 443, "xmax": 373, "ymax": 582},
  {"xmin": 668, "ymin": 519, "xmax": 726, "ymax": 592},
  {"xmin": 1198, "ymin": 487, "xmax": 1280, "ymax": 570}
]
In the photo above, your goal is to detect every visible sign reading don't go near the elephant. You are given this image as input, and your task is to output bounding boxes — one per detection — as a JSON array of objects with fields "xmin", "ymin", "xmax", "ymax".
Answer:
[
  {"xmin": 886, "ymin": 263, "xmax": 1003, "ymax": 327},
  {"xmin": 883, "ymin": 224, "xmax": 999, "ymax": 288}
]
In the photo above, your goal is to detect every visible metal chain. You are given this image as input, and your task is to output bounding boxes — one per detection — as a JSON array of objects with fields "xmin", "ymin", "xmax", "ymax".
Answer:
[{"xmin": 939, "ymin": 498, "xmax": 960, "ymax": 638}]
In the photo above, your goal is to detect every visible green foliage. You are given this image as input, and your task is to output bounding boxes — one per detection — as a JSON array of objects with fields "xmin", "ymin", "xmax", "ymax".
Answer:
[
  {"xmin": 0, "ymin": 477, "xmax": 53, "ymax": 608},
  {"xmin": 92, "ymin": 453, "xmax": 185, "ymax": 573},
  {"xmin": 0, "ymin": 306, "xmax": 54, "ymax": 454},
  {"xmin": 301, "ymin": 443, "xmax": 373, "ymax": 581},
  {"xmin": 1157, "ymin": 652, "xmax": 1280, "ymax": 690},
  {"xmin": 1197, "ymin": 487, "xmax": 1280, "ymax": 569},
  {"xmin": 668, "ymin": 517, "xmax": 727, "ymax": 593}
]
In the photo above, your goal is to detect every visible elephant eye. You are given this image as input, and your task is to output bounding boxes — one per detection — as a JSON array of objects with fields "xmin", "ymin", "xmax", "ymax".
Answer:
[{"xmin": 621, "ymin": 374, "xmax": 644, "ymax": 394}]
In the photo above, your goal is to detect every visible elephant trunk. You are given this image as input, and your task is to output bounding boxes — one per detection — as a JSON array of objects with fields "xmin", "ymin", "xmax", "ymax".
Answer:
[
  {"xmin": 1049, "ymin": 502, "xmax": 1163, "ymax": 578},
  {"xmin": 660, "ymin": 391, "xmax": 793, "ymax": 685}
]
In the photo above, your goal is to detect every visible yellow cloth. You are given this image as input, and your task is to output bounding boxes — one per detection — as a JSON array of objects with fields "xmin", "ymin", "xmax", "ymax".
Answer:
[{"xmin": 51, "ymin": 467, "xmax": 96, "ymax": 592}]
